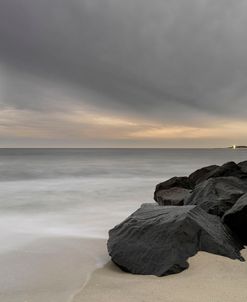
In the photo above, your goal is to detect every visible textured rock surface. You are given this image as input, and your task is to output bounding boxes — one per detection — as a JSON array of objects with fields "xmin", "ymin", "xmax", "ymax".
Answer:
[
  {"xmin": 223, "ymin": 193, "xmax": 247, "ymax": 245},
  {"xmin": 108, "ymin": 204, "xmax": 244, "ymax": 276},
  {"xmin": 184, "ymin": 177, "xmax": 247, "ymax": 217},
  {"xmin": 205, "ymin": 161, "xmax": 246, "ymax": 180},
  {"xmin": 189, "ymin": 165, "xmax": 219, "ymax": 186},
  {"xmin": 238, "ymin": 160, "xmax": 247, "ymax": 174},
  {"xmin": 154, "ymin": 176, "xmax": 193, "ymax": 201},
  {"xmin": 155, "ymin": 187, "xmax": 191, "ymax": 206}
]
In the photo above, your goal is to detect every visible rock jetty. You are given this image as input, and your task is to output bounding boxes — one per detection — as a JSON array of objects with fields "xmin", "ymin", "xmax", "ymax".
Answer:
[{"xmin": 108, "ymin": 161, "xmax": 247, "ymax": 276}]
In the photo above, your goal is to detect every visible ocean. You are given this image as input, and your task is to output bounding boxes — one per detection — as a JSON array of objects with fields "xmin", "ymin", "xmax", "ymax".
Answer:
[
  {"xmin": 1, "ymin": 148, "xmax": 247, "ymax": 246},
  {"xmin": 0, "ymin": 148, "xmax": 247, "ymax": 301}
]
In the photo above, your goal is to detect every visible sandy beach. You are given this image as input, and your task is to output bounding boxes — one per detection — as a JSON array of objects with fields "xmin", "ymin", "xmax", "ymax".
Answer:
[
  {"xmin": 1, "ymin": 231, "xmax": 247, "ymax": 302},
  {"xmin": 74, "ymin": 249, "xmax": 247, "ymax": 302},
  {"xmin": 0, "ymin": 237, "xmax": 108, "ymax": 302},
  {"xmin": 2, "ymin": 150, "xmax": 247, "ymax": 301}
]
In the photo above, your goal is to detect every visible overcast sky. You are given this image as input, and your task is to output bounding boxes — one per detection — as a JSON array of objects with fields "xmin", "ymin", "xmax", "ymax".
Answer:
[{"xmin": 0, "ymin": 0, "xmax": 247, "ymax": 147}]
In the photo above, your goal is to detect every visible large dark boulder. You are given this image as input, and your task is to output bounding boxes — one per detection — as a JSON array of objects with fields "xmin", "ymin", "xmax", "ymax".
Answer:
[
  {"xmin": 184, "ymin": 176, "xmax": 247, "ymax": 217},
  {"xmin": 223, "ymin": 193, "xmax": 247, "ymax": 245},
  {"xmin": 189, "ymin": 165, "xmax": 219, "ymax": 186},
  {"xmin": 107, "ymin": 204, "xmax": 244, "ymax": 276},
  {"xmin": 154, "ymin": 176, "xmax": 193, "ymax": 201},
  {"xmin": 155, "ymin": 187, "xmax": 191, "ymax": 206}
]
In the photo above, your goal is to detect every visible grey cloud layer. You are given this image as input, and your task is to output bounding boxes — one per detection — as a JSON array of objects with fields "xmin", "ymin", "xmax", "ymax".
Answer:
[{"xmin": 1, "ymin": 0, "xmax": 247, "ymax": 122}]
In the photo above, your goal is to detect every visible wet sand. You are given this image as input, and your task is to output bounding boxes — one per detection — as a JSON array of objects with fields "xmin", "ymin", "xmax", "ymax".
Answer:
[
  {"xmin": 73, "ymin": 249, "xmax": 247, "ymax": 302},
  {"xmin": 1, "ymin": 234, "xmax": 247, "ymax": 302},
  {"xmin": 0, "ymin": 237, "xmax": 108, "ymax": 302}
]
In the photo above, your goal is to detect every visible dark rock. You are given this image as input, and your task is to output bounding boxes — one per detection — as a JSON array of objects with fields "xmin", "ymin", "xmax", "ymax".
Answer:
[
  {"xmin": 107, "ymin": 204, "xmax": 244, "ymax": 276},
  {"xmin": 155, "ymin": 187, "xmax": 191, "ymax": 206},
  {"xmin": 155, "ymin": 176, "xmax": 192, "ymax": 191},
  {"xmin": 154, "ymin": 176, "xmax": 193, "ymax": 201},
  {"xmin": 223, "ymin": 193, "xmax": 247, "ymax": 245},
  {"xmin": 189, "ymin": 165, "xmax": 219, "ymax": 186},
  {"xmin": 238, "ymin": 160, "xmax": 247, "ymax": 174},
  {"xmin": 184, "ymin": 176, "xmax": 247, "ymax": 217},
  {"xmin": 154, "ymin": 162, "xmax": 245, "ymax": 203},
  {"xmin": 206, "ymin": 161, "xmax": 246, "ymax": 180}
]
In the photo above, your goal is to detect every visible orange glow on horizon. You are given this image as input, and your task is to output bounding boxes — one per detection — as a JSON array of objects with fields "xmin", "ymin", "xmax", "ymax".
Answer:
[{"xmin": 1, "ymin": 106, "xmax": 247, "ymax": 145}]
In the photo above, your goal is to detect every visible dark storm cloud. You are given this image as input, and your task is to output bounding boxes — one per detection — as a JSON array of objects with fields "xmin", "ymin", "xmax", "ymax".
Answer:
[{"xmin": 0, "ymin": 0, "xmax": 247, "ymax": 121}]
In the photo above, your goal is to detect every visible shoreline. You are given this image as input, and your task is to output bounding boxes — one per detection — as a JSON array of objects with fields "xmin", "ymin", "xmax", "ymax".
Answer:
[
  {"xmin": 0, "ymin": 236, "xmax": 108, "ymax": 302},
  {"xmin": 69, "ymin": 238, "xmax": 109, "ymax": 302},
  {"xmin": 73, "ymin": 249, "xmax": 247, "ymax": 302}
]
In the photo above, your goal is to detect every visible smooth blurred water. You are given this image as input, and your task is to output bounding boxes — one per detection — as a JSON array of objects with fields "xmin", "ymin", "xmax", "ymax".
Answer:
[{"xmin": 0, "ymin": 148, "xmax": 247, "ymax": 252}]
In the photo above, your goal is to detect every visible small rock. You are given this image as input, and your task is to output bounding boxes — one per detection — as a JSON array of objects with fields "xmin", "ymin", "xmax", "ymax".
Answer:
[
  {"xmin": 154, "ymin": 176, "xmax": 192, "ymax": 201},
  {"xmin": 155, "ymin": 187, "xmax": 191, "ymax": 206}
]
